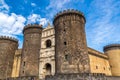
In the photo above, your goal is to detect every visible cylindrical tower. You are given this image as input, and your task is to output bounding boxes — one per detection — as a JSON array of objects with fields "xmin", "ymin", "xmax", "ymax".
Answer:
[
  {"xmin": 20, "ymin": 24, "xmax": 42, "ymax": 76},
  {"xmin": 0, "ymin": 36, "xmax": 18, "ymax": 79},
  {"xmin": 104, "ymin": 44, "xmax": 120, "ymax": 76},
  {"xmin": 53, "ymin": 9, "xmax": 90, "ymax": 74}
]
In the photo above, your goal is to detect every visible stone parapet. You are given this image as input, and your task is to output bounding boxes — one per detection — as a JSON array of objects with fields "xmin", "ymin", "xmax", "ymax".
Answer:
[
  {"xmin": 0, "ymin": 36, "xmax": 18, "ymax": 43},
  {"xmin": 53, "ymin": 9, "xmax": 86, "ymax": 24},
  {"xmin": 23, "ymin": 24, "xmax": 42, "ymax": 34},
  {"xmin": 103, "ymin": 44, "xmax": 120, "ymax": 52}
]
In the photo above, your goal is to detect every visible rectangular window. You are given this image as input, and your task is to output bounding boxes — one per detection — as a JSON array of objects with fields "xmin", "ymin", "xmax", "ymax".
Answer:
[
  {"xmin": 104, "ymin": 67, "xmax": 105, "ymax": 70},
  {"xmin": 23, "ymin": 62, "xmax": 25, "ymax": 66},
  {"xmin": 96, "ymin": 66, "xmax": 98, "ymax": 69},
  {"xmin": 65, "ymin": 54, "xmax": 69, "ymax": 61},
  {"xmin": 23, "ymin": 71, "xmax": 24, "ymax": 73}
]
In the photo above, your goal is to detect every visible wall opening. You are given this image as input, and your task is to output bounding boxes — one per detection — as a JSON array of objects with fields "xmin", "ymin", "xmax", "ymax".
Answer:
[
  {"xmin": 64, "ymin": 29, "xmax": 66, "ymax": 32},
  {"xmin": 96, "ymin": 66, "xmax": 98, "ymax": 69},
  {"xmin": 46, "ymin": 40, "xmax": 52, "ymax": 48},
  {"xmin": 64, "ymin": 42, "xmax": 67, "ymax": 45},
  {"xmin": 23, "ymin": 62, "xmax": 25, "ymax": 66},
  {"xmin": 65, "ymin": 54, "xmax": 69, "ymax": 61},
  {"xmin": 23, "ymin": 71, "xmax": 24, "ymax": 74},
  {"xmin": 45, "ymin": 63, "xmax": 52, "ymax": 75}
]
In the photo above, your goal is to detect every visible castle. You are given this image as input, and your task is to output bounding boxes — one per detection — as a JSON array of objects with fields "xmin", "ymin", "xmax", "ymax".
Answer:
[{"xmin": 0, "ymin": 9, "xmax": 120, "ymax": 80}]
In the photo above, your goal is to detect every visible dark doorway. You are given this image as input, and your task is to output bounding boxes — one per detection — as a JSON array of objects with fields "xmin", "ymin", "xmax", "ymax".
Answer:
[{"xmin": 45, "ymin": 63, "xmax": 51, "ymax": 75}]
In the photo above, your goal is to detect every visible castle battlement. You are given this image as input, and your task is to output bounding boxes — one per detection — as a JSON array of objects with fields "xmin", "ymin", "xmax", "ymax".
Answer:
[
  {"xmin": 0, "ymin": 36, "xmax": 18, "ymax": 42},
  {"xmin": 53, "ymin": 9, "xmax": 85, "ymax": 23},
  {"xmin": 23, "ymin": 24, "xmax": 43, "ymax": 33},
  {"xmin": 23, "ymin": 24, "xmax": 42, "ymax": 30},
  {"xmin": 104, "ymin": 44, "xmax": 120, "ymax": 51}
]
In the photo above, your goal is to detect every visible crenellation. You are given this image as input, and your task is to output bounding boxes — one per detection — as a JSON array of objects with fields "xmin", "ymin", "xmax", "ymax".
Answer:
[
  {"xmin": 23, "ymin": 24, "xmax": 42, "ymax": 33},
  {"xmin": 53, "ymin": 9, "xmax": 85, "ymax": 24},
  {"xmin": 0, "ymin": 36, "xmax": 18, "ymax": 42}
]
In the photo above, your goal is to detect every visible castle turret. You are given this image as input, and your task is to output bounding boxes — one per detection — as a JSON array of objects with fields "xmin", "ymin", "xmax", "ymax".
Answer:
[
  {"xmin": 53, "ymin": 9, "xmax": 90, "ymax": 74},
  {"xmin": 20, "ymin": 24, "xmax": 42, "ymax": 76},
  {"xmin": 104, "ymin": 44, "xmax": 120, "ymax": 76},
  {"xmin": 0, "ymin": 36, "xmax": 18, "ymax": 79}
]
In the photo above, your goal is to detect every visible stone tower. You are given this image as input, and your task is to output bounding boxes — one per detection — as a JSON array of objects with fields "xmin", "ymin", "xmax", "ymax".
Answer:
[
  {"xmin": 104, "ymin": 44, "xmax": 120, "ymax": 76},
  {"xmin": 20, "ymin": 24, "xmax": 42, "ymax": 76},
  {"xmin": 0, "ymin": 36, "xmax": 18, "ymax": 79},
  {"xmin": 53, "ymin": 9, "xmax": 90, "ymax": 74}
]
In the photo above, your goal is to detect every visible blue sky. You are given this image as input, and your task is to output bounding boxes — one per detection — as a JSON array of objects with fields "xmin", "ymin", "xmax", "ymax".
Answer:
[{"xmin": 0, "ymin": 0, "xmax": 120, "ymax": 52}]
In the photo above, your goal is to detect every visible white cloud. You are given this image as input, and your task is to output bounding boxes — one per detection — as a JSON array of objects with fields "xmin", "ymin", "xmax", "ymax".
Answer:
[
  {"xmin": 27, "ymin": 14, "xmax": 48, "ymax": 26},
  {"xmin": 0, "ymin": 12, "xmax": 26, "ymax": 36},
  {"xmin": 45, "ymin": 0, "xmax": 85, "ymax": 20},
  {"xmin": 0, "ymin": 12, "xmax": 48, "ymax": 48},
  {"xmin": 46, "ymin": 0, "xmax": 70, "ymax": 10},
  {"xmin": 45, "ymin": 0, "xmax": 72, "ymax": 19},
  {"xmin": 0, "ymin": 0, "xmax": 9, "ymax": 12},
  {"xmin": 31, "ymin": 3, "xmax": 36, "ymax": 7},
  {"xmin": 86, "ymin": 0, "xmax": 120, "ymax": 51},
  {"xmin": 39, "ymin": 18, "xmax": 48, "ymax": 26}
]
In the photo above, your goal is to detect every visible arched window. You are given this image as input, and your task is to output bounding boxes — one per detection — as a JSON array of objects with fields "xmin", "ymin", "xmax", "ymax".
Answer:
[
  {"xmin": 45, "ymin": 63, "xmax": 51, "ymax": 75},
  {"xmin": 46, "ymin": 39, "xmax": 52, "ymax": 48}
]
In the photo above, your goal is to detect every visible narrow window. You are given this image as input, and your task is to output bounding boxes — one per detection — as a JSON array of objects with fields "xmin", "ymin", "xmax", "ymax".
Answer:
[
  {"xmin": 23, "ymin": 62, "xmax": 25, "ymax": 66},
  {"xmin": 110, "ymin": 65, "xmax": 112, "ymax": 68},
  {"xmin": 96, "ymin": 66, "xmax": 98, "ymax": 69},
  {"xmin": 23, "ymin": 71, "xmax": 24, "ymax": 73},
  {"xmin": 104, "ymin": 67, "xmax": 105, "ymax": 70},
  {"xmin": 64, "ymin": 29, "xmax": 66, "ymax": 32},
  {"xmin": 64, "ymin": 42, "xmax": 67, "ymax": 45},
  {"xmin": 65, "ymin": 54, "xmax": 69, "ymax": 61}
]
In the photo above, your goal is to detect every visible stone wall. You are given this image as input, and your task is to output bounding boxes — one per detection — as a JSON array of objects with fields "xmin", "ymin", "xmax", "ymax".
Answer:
[
  {"xmin": 0, "ymin": 75, "xmax": 120, "ymax": 80},
  {"xmin": 46, "ymin": 73, "xmax": 107, "ymax": 80},
  {"xmin": 104, "ymin": 44, "xmax": 120, "ymax": 76},
  {"xmin": 20, "ymin": 24, "xmax": 42, "ymax": 76},
  {"xmin": 53, "ymin": 9, "xmax": 90, "ymax": 74},
  {"xmin": 88, "ymin": 47, "xmax": 112, "ymax": 76},
  {"xmin": 46, "ymin": 73, "xmax": 120, "ymax": 80},
  {"xmin": 106, "ymin": 76, "xmax": 120, "ymax": 80},
  {"xmin": 0, "ymin": 76, "xmax": 39, "ymax": 80},
  {"xmin": 0, "ymin": 36, "xmax": 18, "ymax": 79},
  {"xmin": 11, "ymin": 49, "xmax": 22, "ymax": 77}
]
